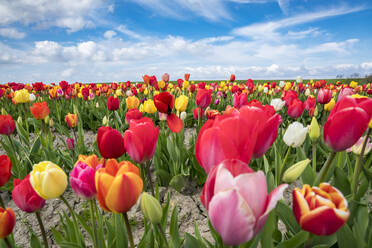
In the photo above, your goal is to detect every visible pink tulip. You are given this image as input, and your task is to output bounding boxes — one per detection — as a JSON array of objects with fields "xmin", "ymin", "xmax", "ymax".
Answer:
[
  {"xmin": 69, "ymin": 161, "xmax": 97, "ymax": 199},
  {"xmin": 201, "ymin": 159, "xmax": 287, "ymax": 246},
  {"xmin": 233, "ymin": 93, "xmax": 248, "ymax": 109},
  {"xmin": 317, "ymin": 88, "xmax": 332, "ymax": 104},
  {"xmin": 337, "ymin": 87, "xmax": 354, "ymax": 102},
  {"xmin": 66, "ymin": 138, "xmax": 75, "ymax": 150}
]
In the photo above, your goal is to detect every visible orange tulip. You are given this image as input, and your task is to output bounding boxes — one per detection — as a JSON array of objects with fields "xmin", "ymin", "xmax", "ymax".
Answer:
[
  {"xmin": 126, "ymin": 96, "xmax": 140, "ymax": 110},
  {"xmin": 0, "ymin": 208, "xmax": 16, "ymax": 238},
  {"xmin": 293, "ymin": 183, "xmax": 349, "ymax": 236},
  {"xmin": 77, "ymin": 154, "xmax": 104, "ymax": 170},
  {"xmin": 65, "ymin": 113, "xmax": 78, "ymax": 128},
  {"xmin": 30, "ymin": 101, "xmax": 49, "ymax": 120},
  {"xmin": 95, "ymin": 159, "xmax": 143, "ymax": 213}
]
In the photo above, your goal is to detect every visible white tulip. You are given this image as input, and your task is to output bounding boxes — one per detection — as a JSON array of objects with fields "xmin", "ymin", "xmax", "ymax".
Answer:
[
  {"xmin": 283, "ymin": 122, "xmax": 308, "ymax": 147},
  {"xmin": 270, "ymin": 98, "xmax": 285, "ymax": 111},
  {"xmin": 263, "ymin": 87, "xmax": 268, "ymax": 93},
  {"xmin": 304, "ymin": 89, "xmax": 311, "ymax": 96},
  {"xmin": 102, "ymin": 116, "xmax": 109, "ymax": 126},
  {"xmin": 180, "ymin": 111, "xmax": 187, "ymax": 120},
  {"xmin": 296, "ymin": 76, "xmax": 303, "ymax": 83},
  {"xmin": 279, "ymin": 81, "xmax": 285, "ymax": 88},
  {"xmin": 29, "ymin": 93, "xmax": 36, "ymax": 101}
]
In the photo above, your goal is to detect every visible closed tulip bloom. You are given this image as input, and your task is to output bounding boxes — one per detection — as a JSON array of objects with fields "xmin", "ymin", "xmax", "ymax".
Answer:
[
  {"xmin": 270, "ymin": 98, "xmax": 285, "ymax": 111},
  {"xmin": 282, "ymin": 90, "xmax": 298, "ymax": 106},
  {"xmin": 324, "ymin": 96, "xmax": 372, "ymax": 151},
  {"xmin": 201, "ymin": 159, "xmax": 287, "ymax": 246},
  {"xmin": 317, "ymin": 88, "xmax": 332, "ymax": 104},
  {"xmin": 66, "ymin": 138, "xmax": 75, "ymax": 150},
  {"xmin": 162, "ymin": 73, "xmax": 170, "ymax": 83},
  {"xmin": 0, "ymin": 155, "xmax": 12, "ymax": 187},
  {"xmin": 184, "ymin": 73, "xmax": 190, "ymax": 81},
  {"xmin": 308, "ymin": 117, "xmax": 320, "ymax": 141},
  {"xmin": 140, "ymin": 192, "xmax": 163, "ymax": 224},
  {"xmin": 70, "ymin": 161, "xmax": 97, "ymax": 199},
  {"xmin": 124, "ymin": 117, "xmax": 159, "ymax": 163},
  {"xmin": 13, "ymin": 89, "xmax": 30, "ymax": 104},
  {"xmin": 125, "ymin": 109, "xmax": 142, "ymax": 124},
  {"xmin": 65, "ymin": 113, "xmax": 78, "ymax": 128},
  {"xmin": 324, "ymin": 98, "xmax": 335, "ymax": 111},
  {"xmin": 230, "ymin": 74, "xmax": 235, "ymax": 82},
  {"xmin": 30, "ymin": 101, "xmax": 49, "ymax": 120},
  {"xmin": 175, "ymin": 95, "xmax": 189, "ymax": 112},
  {"xmin": 30, "ymin": 161, "xmax": 68, "ymax": 199},
  {"xmin": 233, "ymin": 93, "xmax": 248, "ymax": 109},
  {"xmin": 304, "ymin": 95, "xmax": 316, "ymax": 111},
  {"xmin": 107, "ymin": 96, "xmax": 119, "ymax": 111},
  {"xmin": 0, "ymin": 208, "xmax": 16, "ymax": 238},
  {"xmin": 97, "ymin": 126, "xmax": 125, "ymax": 158},
  {"xmin": 288, "ymin": 98, "xmax": 304, "ymax": 118},
  {"xmin": 126, "ymin": 96, "xmax": 140, "ymax": 109},
  {"xmin": 283, "ymin": 122, "xmax": 308, "ymax": 147},
  {"xmin": 192, "ymin": 107, "xmax": 203, "ymax": 120},
  {"xmin": 337, "ymin": 87, "xmax": 354, "ymax": 102},
  {"xmin": 12, "ymin": 175, "xmax": 46, "ymax": 213},
  {"xmin": 196, "ymin": 89, "xmax": 212, "ymax": 109},
  {"xmin": 293, "ymin": 183, "xmax": 349, "ymax": 235},
  {"xmin": 95, "ymin": 159, "xmax": 143, "ymax": 213},
  {"xmin": 0, "ymin": 115, "xmax": 15, "ymax": 135},
  {"xmin": 196, "ymin": 105, "xmax": 280, "ymax": 173},
  {"xmin": 143, "ymin": 99, "xmax": 157, "ymax": 114}
]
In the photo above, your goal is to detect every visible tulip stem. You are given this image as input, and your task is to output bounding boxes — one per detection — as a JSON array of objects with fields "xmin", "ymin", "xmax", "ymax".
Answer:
[
  {"xmin": 314, "ymin": 151, "xmax": 337, "ymax": 185},
  {"xmin": 59, "ymin": 195, "xmax": 80, "ymax": 245},
  {"xmin": 89, "ymin": 199, "xmax": 98, "ymax": 248},
  {"xmin": 0, "ymin": 193, "xmax": 5, "ymax": 208},
  {"xmin": 304, "ymin": 233, "xmax": 314, "ymax": 248},
  {"xmin": 156, "ymin": 224, "xmax": 169, "ymax": 248},
  {"xmin": 278, "ymin": 146, "xmax": 292, "ymax": 185},
  {"xmin": 3, "ymin": 237, "xmax": 12, "ymax": 248},
  {"xmin": 123, "ymin": 212, "xmax": 135, "ymax": 248},
  {"xmin": 145, "ymin": 161, "xmax": 155, "ymax": 196},
  {"xmin": 352, "ymin": 128, "xmax": 371, "ymax": 200},
  {"xmin": 312, "ymin": 141, "xmax": 317, "ymax": 174},
  {"xmin": 35, "ymin": 211, "xmax": 49, "ymax": 248}
]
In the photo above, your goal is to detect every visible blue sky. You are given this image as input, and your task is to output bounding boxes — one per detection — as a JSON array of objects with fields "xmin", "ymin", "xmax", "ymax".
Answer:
[{"xmin": 0, "ymin": 0, "xmax": 371, "ymax": 83}]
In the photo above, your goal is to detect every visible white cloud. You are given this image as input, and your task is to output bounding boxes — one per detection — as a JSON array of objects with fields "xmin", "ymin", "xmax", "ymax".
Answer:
[
  {"xmin": 116, "ymin": 25, "xmax": 143, "ymax": 40},
  {"xmin": 0, "ymin": 0, "xmax": 106, "ymax": 32},
  {"xmin": 232, "ymin": 6, "xmax": 365, "ymax": 40},
  {"xmin": 61, "ymin": 68, "xmax": 75, "ymax": 78},
  {"xmin": 104, "ymin": 30, "xmax": 117, "ymax": 39},
  {"xmin": 0, "ymin": 28, "xmax": 26, "ymax": 39}
]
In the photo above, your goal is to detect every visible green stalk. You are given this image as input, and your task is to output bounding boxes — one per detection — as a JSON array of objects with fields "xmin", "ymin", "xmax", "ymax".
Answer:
[
  {"xmin": 278, "ymin": 146, "xmax": 292, "ymax": 185},
  {"xmin": 59, "ymin": 195, "xmax": 80, "ymax": 244},
  {"xmin": 145, "ymin": 161, "xmax": 155, "ymax": 196},
  {"xmin": 3, "ymin": 237, "xmax": 12, "ymax": 248},
  {"xmin": 123, "ymin": 213, "xmax": 135, "ymax": 248},
  {"xmin": 35, "ymin": 211, "xmax": 49, "ymax": 248},
  {"xmin": 314, "ymin": 151, "xmax": 337, "ymax": 185},
  {"xmin": 312, "ymin": 141, "xmax": 317, "ymax": 174},
  {"xmin": 352, "ymin": 128, "xmax": 371, "ymax": 200},
  {"xmin": 89, "ymin": 199, "xmax": 98, "ymax": 248},
  {"xmin": 156, "ymin": 224, "xmax": 169, "ymax": 248},
  {"xmin": 0, "ymin": 194, "xmax": 5, "ymax": 208}
]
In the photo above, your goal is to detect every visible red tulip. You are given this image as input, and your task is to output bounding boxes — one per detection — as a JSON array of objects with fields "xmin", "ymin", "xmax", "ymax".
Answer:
[
  {"xmin": 125, "ymin": 109, "xmax": 142, "ymax": 124},
  {"xmin": 282, "ymin": 90, "xmax": 298, "ymax": 106},
  {"xmin": 324, "ymin": 96, "xmax": 372, "ymax": 151},
  {"xmin": 97, "ymin": 127, "xmax": 125, "ymax": 158},
  {"xmin": 0, "ymin": 155, "xmax": 12, "ymax": 187},
  {"xmin": 153, "ymin": 92, "xmax": 182, "ymax": 133},
  {"xmin": 230, "ymin": 74, "xmax": 235, "ymax": 82},
  {"xmin": 124, "ymin": 117, "xmax": 159, "ymax": 163},
  {"xmin": 12, "ymin": 175, "xmax": 46, "ymax": 213},
  {"xmin": 30, "ymin": 101, "xmax": 50, "ymax": 120},
  {"xmin": 233, "ymin": 93, "xmax": 248, "ymax": 109},
  {"xmin": 293, "ymin": 183, "xmax": 349, "ymax": 235},
  {"xmin": 107, "ymin": 96, "xmax": 119, "ymax": 111},
  {"xmin": 0, "ymin": 115, "xmax": 15, "ymax": 135},
  {"xmin": 0, "ymin": 208, "xmax": 16, "ymax": 238},
  {"xmin": 206, "ymin": 109, "xmax": 220, "ymax": 120},
  {"xmin": 196, "ymin": 106, "xmax": 265, "ymax": 173},
  {"xmin": 288, "ymin": 99, "xmax": 304, "ymax": 118},
  {"xmin": 317, "ymin": 88, "xmax": 332, "ymax": 104},
  {"xmin": 193, "ymin": 107, "xmax": 204, "ymax": 120},
  {"xmin": 196, "ymin": 89, "xmax": 211, "ymax": 109},
  {"xmin": 184, "ymin": 73, "xmax": 190, "ymax": 81},
  {"xmin": 304, "ymin": 95, "xmax": 316, "ymax": 111}
]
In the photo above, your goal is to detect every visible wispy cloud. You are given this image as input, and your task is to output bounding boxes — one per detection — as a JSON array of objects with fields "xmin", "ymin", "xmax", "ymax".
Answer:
[
  {"xmin": 0, "ymin": 28, "xmax": 26, "ymax": 39},
  {"xmin": 229, "ymin": 0, "xmax": 290, "ymax": 13},
  {"xmin": 232, "ymin": 6, "xmax": 365, "ymax": 40}
]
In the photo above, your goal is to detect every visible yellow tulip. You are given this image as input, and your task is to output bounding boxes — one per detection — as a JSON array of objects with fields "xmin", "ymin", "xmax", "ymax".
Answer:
[
  {"xmin": 349, "ymin": 81, "xmax": 358, "ymax": 88},
  {"xmin": 126, "ymin": 96, "xmax": 140, "ymax": 109},
  {"xmin": 143, "ymin": 99, "xmax": 157, "ymax": 114},
  {"xmin": 324, "ymin": 98, "xmax": 335, "ymax": 111},
  {"xmin": 115, "ymin": 89, "xmax": 123, "ymax": 97},
  {"xmin": 308, "ymin": 117, "xmax": 320, "ymax": 141},
  {"xmin": 183, "ymin": 80, "xmax": 189, "ymax": 89},
  {"xmin": 175, "ymin": 95, "xmax": 189, "ymax": 112},
  {"xmin": 30, "ymin": 161, "xmax": 67, "ymax": 199},
  {"xmin": 13, "ymin": 89, "xmax": 30, "ymax": 104},
  {"xmin": 158, "ymin": 80, "xmax": 165, "ymax": 89}
]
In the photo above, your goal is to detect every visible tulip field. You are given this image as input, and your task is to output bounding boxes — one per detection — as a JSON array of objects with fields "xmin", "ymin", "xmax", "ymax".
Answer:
[{"xmin": 0, "ymin": 75, "xmax": 372, "ymax": 248}]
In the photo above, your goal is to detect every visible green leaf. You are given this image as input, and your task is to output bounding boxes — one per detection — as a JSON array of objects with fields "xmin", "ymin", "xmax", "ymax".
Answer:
[
  {"xmin": 275, "ymin": 202, "xmax": 300, "ymax": 234},
  {"xmin": 114, "ymin": 213, "xmax": 128, "ymax": 248},
  {"xmin": 260, "ymin": 211, "xmax": 275, "ymax": 248},
  {"xmin": 184, "ymin": 233, "xmax": 206, "ymax": 248},
  {"xmin": 301, "ymin": 163, "xmax": 315, "ymax": 185},
  {"xmin": 169, "ymin": 174, "xmax": 185, "ymax": 192},
  {"xmin": 276, "ymin": 230, "xmax": 308, "ymax": 248},
  {"xmin": 30, "ymin": 232, "xmax": 43, "ymax": 248},
  {"xmin": 337, "ymin": 224, "xmax": 358, "ymax": 248},
  {"xmin": 353, "ymin": 205, "xmax": 368, "ymax": 247},
  {"xmin": 334, "ymin": 167, "xmax": 351, "ymax": 196},
  {"xmin": 169, "ymin": 207, "xmax": 181, "ymax": 247}
]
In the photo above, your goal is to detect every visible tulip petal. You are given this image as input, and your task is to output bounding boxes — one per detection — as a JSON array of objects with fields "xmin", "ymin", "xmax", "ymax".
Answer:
[
  {"xmin": 208, "ymin": 189, "xmax": 256, "ymax": 246},
  {"xmin": 255, "ymin": 183, "xmax": 287, "ymax": 234},
  {"xmin": 124, "ymin": 130, "xmax": 144, "ymax": 163},
  {"xmin": 292, "ymin": 187, "xmax": 310, "ymax": 223},
  {"xmin": 300, "ymin": 206, "xmax": 349, "ymax": 235},
  {"xmin": 167, "ymin": 113, "xmax": 183, "ymax": 133},
  {"xmin": 234, "ymin": 171, "xmax": 268, "ymax": 219},
  {"xmin": 95, "ymin": 172, "xmax": 114, "ymax": 211}
]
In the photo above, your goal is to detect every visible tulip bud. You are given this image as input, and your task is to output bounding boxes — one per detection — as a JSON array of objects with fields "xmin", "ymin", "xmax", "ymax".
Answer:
[
  {"xmin": 283, "ymin": 159, "xmax": 310, "ymax": 183},
  {"xmin": 140, "ymin": 192, "xmax": 163, "ymax": 224},
  {"xmin": 96, "ymin": 102, "xmax": 99, "ymax": 108},
  {"xmin": 102, "ymin": 116, "xmax": 109, "ymax": 126},
  {"xmin": 0, "ymin": 208, "xmax": 16, "ymax": 238},
  {"xmin": 44, "ymin": 115, "xmax": 49, "ymax": 124},
  {"xmin": 49, "ymin": 118, "xmax": 54, "ymax": 127},
  {"xmin": 1, "ymin": 108, "xmax": 7, "ymax": 115},
  {"xmin": 17, "ymin": 116, "xmax": 22, "ymax": 125},
  {"xmin": 308, "ymin": 117, "xmax": 320, "ymax": 141},
  {"xmin": 66, "ymin": 138, "xmax": 75, "ymax": 150},
  {"xmin": 180, "ymin": 112, "xmax": 187, "ymax": 120}
]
